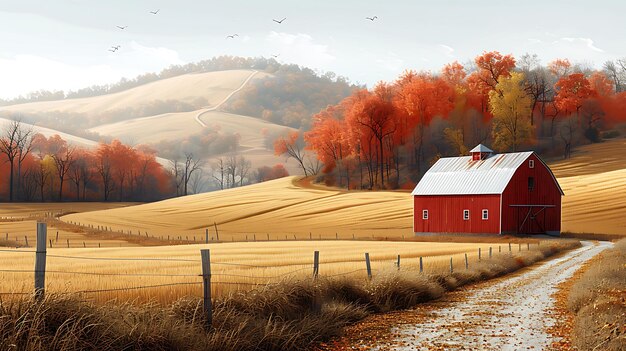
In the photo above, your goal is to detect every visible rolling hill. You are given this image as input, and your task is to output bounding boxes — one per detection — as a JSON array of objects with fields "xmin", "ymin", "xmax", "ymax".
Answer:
[
  {"xmin": 0, "ymin": 68, "xmax": 301, "ymax": 174},
  {"xmin": 0, "ymin": 70, "xmax": 271, "ymax": 118},
  {"xmin": 62, "ymin": 138, "xmax": 626, "ymax": 237}
]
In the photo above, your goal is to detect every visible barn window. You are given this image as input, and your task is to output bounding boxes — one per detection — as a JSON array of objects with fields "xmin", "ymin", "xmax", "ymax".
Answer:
[
  {"xmin": 529, "ymin": 159, "xmax": 535, "ymax": 168},
  {"xmin": 463, "ymin": 210, "xmax": 470, "ymax": 220},
  {"xmin": 528, "ymin": 177, "xmax": 535, "ymax": 191},
  {"xmin": 482, "ymin": 209, "xmax": 488, "ymax": 220},
  {"xmin": 422, "ymin": 210, "xmax": 428, "ymax": 220}
]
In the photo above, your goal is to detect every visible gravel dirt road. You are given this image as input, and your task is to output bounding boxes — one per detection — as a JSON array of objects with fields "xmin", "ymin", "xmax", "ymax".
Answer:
[{"xmin": 354, "ymin": 241, "xmax": 612, "ymax": 350}]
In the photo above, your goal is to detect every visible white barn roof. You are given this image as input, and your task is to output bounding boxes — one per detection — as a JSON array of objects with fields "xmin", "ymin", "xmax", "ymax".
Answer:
[{"xmin": 411, "ymin": 151, "xmax": 534, "ymax": 196}]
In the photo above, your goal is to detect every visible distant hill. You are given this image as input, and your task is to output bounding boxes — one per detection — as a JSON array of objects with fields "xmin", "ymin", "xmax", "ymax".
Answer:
[{"xmin": 0, "ymin": 57, "xmax": 357, "ymax": 184}]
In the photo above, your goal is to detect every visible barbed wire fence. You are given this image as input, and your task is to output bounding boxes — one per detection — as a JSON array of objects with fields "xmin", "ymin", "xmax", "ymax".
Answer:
[{"xmin": 0, "ymin": 222, "xmax": 541, "ymax": 327}]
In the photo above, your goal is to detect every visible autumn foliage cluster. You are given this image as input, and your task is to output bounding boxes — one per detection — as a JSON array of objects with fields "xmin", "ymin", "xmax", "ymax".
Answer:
[
  {"xmin": 294, "ymin": 52, "xmax": 626, "ymax": 189},
  {"xmin": 0, "ymin": 124, "xmax": 173, "ymax": 202}
]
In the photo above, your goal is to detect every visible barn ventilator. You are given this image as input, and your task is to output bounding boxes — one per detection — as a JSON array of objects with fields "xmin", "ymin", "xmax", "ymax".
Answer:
[{"xmin": 510, "ymin": 204, "xmax": 556, "ymax": 234}]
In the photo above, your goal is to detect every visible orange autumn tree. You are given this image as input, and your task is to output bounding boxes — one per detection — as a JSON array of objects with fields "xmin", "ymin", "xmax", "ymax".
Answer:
[
  {"xmin": 274, "ymin": 130, "xmax": 309, "ymax": 176},
  {"xmin": 305, "ymin": 103, "xmax": 354, "ymax": 187},
  {"xmin": 467, "ymin": 51, "xmax": 516, "ymax": 116},
  {"xmin": 345, "ymin": 84, "xmax": 396, "ymax": 188},
  {"xmin": 395, "ymin": 72, "xmax": 454, "ymax": 173},
  {"xmin": 554, "ymin": 73, "xmax": 596, "ymax": 115}
]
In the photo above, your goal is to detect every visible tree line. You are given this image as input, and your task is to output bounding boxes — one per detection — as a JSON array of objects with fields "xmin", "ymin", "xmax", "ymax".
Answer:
[
  {"xmin": 0, "ymin": 120, "xmax": 173, "ymax": 202},
  {"xmin": 276, "ymin": 52, "xmax": 626, "ymax": 190},
  {"xmin": 1, "ymin": 120, "xmax": 291, "ymax": 202}
]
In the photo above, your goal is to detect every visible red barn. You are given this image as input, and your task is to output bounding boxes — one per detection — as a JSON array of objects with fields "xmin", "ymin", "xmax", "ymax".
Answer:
[{"xmin": 412, "ymin": 144, "xmax": 563, "ymax": 236}]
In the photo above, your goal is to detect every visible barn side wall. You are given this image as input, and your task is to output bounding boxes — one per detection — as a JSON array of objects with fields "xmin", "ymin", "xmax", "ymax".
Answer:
[
  {"xmin": 501, "ymin": 154, "xmax": 562, "ymax": 234},
  {"xmin": 413, "ymin": 194, "xmax": 501, "ymax": 234}
]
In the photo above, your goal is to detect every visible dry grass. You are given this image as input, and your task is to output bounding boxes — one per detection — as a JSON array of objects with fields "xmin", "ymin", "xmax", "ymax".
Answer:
[
  {"xmin": 567, "ymin": 239, "xmax": 626, "ymax": 351},
  {"xmin": 0, "ymin": 240, "xmax": 522, "ymax": 303},
  {"xmin": 0, "ymin": 240, "xmax": 579, "ymax": 351}
]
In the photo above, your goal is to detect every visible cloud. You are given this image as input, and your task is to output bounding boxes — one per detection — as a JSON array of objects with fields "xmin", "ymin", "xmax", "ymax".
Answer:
[
  {"xmin": 265, "ymin": 32, "xmax": 335, "ymax": 68},
  {"xmin": 438, "ymin": 44, "xmax": 455, "ymax": 58},
  {"xmin": 120, "ymin": 41, "xmax": 185, "ymax": 67},
  {"xmin": 0, "ymin": 42, "xmax": 184, "ymax": 99},
  {"xmin": 0, "ymin": 55, "xmax": 122, "ymax": 99},
  {"xmin": 376, "ymin": 52, "xmax": 404, "ymax": 72},
  {"xmin": 555, "ymin": 37, "xmax": 604, "ymax": 52}
]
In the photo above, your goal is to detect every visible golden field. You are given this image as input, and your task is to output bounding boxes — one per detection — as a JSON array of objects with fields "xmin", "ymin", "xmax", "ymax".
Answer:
[
  {"xmin": 60, "ymin": 138, "xmax": 626, "ymax": 238},
  {"xmin": 0, "ymin": 240, "xmax": 523, "ymax": 303}
]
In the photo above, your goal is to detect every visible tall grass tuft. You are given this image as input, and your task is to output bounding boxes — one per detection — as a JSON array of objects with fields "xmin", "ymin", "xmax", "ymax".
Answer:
[{"xmin": 567, "ymin": 239, "xmax": 625, "ymax": 351}]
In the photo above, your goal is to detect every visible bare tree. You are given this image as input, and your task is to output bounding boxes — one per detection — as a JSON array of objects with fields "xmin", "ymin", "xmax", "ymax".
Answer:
[
  {"xmin": 96, "ymin": 153, "xmax": 115, "ymax": 201},
  {"xmin": 189, "ymin": 168, "xmax": 208, "ymax": 194},
  {"xmin": 183, "ymin": 152, "xmax": 203, "ymax": 196},
  {"xmin": 0, "ymin": 119, "xmax": 32, "ymax": 201},
  {"xmin": 603, "ymin": 60, "xmax": 625, "ymax": 93},
  {"xmin": 52, "ymin": 146, "xmax": 76, "ymax": 201},
  {"xmin": 212, "ymin": 157, "xmax": 226, "ymax": 190},
  {"xmin": 236, "ymin": 156, "xmax": 251, "ymax": 186}
]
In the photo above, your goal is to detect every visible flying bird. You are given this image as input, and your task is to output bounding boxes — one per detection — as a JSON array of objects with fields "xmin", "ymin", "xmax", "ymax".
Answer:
[
  {"xmin": 111, "ymin": 45, "xmax": 121, "ymax": 50},
  {"xmin": 366, "ymin": 16, "xmax": 378, "ymax": 21},
  {"xmin": 271, "ymin": 54, "xmax": 280, "ymax": 58},
  {"xmin": 226, "ymin": 34, "xmax": 239, "ymax": 39},
  {"xmin": 108, "ymin": 48, "xmax": 117, "ymax": 52},
  {"xmin": 149, "ymin": 9, "xmax": 160, "ymax": 15},
  {"xmin": 116, "ymin": 25, "xmax": 127, "ymax": 30},
  {"xmin": 273, "ymin": 17, "xmax": 286, "ymax": 24}
]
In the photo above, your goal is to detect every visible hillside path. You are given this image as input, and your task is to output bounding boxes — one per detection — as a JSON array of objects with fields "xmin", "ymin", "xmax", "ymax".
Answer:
[
  {"xmin": 355, "ymin": 241, "xmax": 611, "ymax": 351},
  {"xmin": 195, "ymin": 70, "xmax": 259, "ymax": 127}
]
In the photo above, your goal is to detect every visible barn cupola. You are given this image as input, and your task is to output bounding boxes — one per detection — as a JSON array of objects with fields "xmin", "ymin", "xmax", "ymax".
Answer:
[{"xmin": 470, "ymin": 144, "xmax": 493, "ymax": 161}]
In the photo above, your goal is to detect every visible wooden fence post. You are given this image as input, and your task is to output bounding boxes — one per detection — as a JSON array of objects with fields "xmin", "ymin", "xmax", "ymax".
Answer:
[
  {"xmin": 499, "ymin": 245, "xmax": 501, "ymax": 253},
  {"xmin": 205, "ymin": 229, "xmax": 209, "ymax": 243},
  {"xmin": 267, "ymin": 233, "xmax": 270, "ymax": 241},
  {"xmin": 34, "ymin": 222, "xmax": 47, "ymax": 301},
  {"xmin": 67, "ymin": 239, "xmax": 70, "ymax": 248},
  {"xmin": 419, "ymin": 256, "xmax": 423, "ymax": 273},
  {"xmin": 24, "ymin": 236, "xmax": 29, "ymax": 247},
  {"xmin": 450, "ymin": 257, "xmax": 453, "ymax": 273},
  {"xmin": 83, "ymin": 241, "xmax": 86, "ymax": 248},
  {"xmin": 309, "ymin": 232, "xmax": 312, "ymax": 240},
  {"xmin": 313, "ymin": 251, "xmax": 319, "ymax": 279},
  {"xmin": 518, "ymin": 243, "xmax": 521, "ymax": 252},
  {"xmin": 489, "ymin": 247, "xmax": 492, "ymax": 259},
  {"xmin": 465, "ymin": 253, "xmax": 468, "ymax": 269},
  {"xmin": 49, "ymin": 239, "xmax": 53, "ymax": 248},
  {"xmin": 365, "ymin": 253, "xmax": 372, "ymax": 279},
  {"xmin": 509, "ymin": 242, "xmax": 512, "ymax": 253},
  {"xmin": 396, "ymin": 255, "xmax": 400, "ymax": 270},
  {"xmin": 56, "ymin": 231, "xmax": 59, "ymax": 242},
  {"xmin": 213, "ymin": 222, "xmax": 219, "ymax": 242},
  {"xmin": 478, "ymin": 247, "xmax": 481, "ymax": 261},
  {"xmin": 200, "ymin": 249, "xmax": 212, "ymax": 327},
  {"xmin": 527, "ymin": 243, "xmax": 530, "ymax": 250}
]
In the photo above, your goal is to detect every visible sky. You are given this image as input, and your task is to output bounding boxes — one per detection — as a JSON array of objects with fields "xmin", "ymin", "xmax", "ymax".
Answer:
[{"xmin": 0, "ymin": 0, "xmax": 624, "ymax": 99}]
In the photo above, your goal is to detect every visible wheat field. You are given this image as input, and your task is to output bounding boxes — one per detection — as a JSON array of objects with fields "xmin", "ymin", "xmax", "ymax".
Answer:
[
  {"xmin": 0, "ymin": 240, "xmax": 525, "ymax": 303},
  {"xmin": 60, "ymin": 138, "xmax": 626, "ymax": 238}
]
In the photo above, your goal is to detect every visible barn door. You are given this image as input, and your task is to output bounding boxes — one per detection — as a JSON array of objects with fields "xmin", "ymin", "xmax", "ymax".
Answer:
[{"xmin": 515, "ymin": 206, "xmax": 549, "ymax": 234}]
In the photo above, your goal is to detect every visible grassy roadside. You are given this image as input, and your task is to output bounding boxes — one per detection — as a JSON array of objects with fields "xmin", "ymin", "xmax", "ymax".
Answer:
[
  {"xmin": 0, "ymin": 240, "xmax": 580, "ymax": 351},
  {"xmin": 567, "ymin": 239, "xmax": 625, "ymax": 351}
]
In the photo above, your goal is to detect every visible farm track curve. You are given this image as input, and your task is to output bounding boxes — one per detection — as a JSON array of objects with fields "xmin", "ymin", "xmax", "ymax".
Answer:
[
  {"xmin": 194, "ymin": 70, "xmax": 259, "ymax": 127},
  {"xmin": 365, "ymin": 240, "xmax": 612, "ymax": 351}
]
